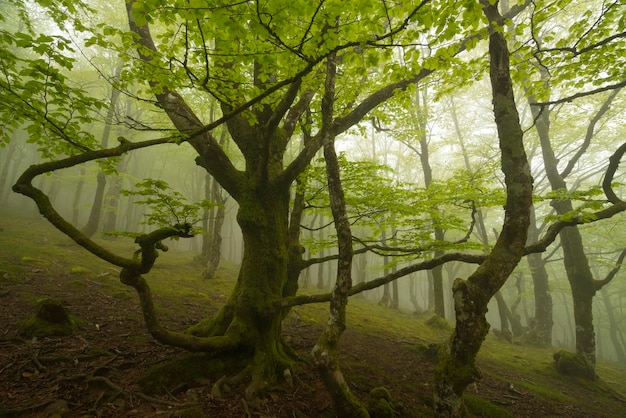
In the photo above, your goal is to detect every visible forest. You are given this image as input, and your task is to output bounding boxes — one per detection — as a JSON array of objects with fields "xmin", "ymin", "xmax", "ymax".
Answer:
[{"xmin": 1, "ymin": 0, "xmax": 625, "ymax": 417}]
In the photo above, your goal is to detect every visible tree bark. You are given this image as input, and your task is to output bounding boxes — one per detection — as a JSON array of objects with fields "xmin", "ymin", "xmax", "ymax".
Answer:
[
  {"xmin": 311, "ymin": 53, "xmax": 369, "ymax": 417},
  {"xmin": 433, "ymin": 3, "xmax": 533, "ymax": 415},
  {"xmin": 82, "ymin": 171, "xmax": 106, "ymax": 237},
  {"xmin": 531, "ymin": 84, "xmax": 621, "ymax": 380},
  {"xmin": 0, "ymin": 140, "xmax": 17, "ymax": 203},
  {"xmin": 201, "ymin": 173, "xmax": 227, "ymax": 280},
  {"xmin": 600, "ymin": 287, "xmax": 626, "ymax": 364},
  {"xmin": 524, "ymin": 206, "xmax": 553, "ymax": 346}
]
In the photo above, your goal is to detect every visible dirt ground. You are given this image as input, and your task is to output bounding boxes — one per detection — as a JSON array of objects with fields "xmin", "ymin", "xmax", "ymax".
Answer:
[{"xmin": 1, "ymin": 240, "xmax": 626, "ymax": 417}]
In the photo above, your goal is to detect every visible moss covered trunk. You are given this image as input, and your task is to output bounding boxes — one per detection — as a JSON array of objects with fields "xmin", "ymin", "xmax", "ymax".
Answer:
[
  {"xmin": 433, "ymin": 3, "xmax": 533, "ymax": 416},
  {"xmin": 557, "ymin": 223, "xmax": 597, "ymax": 378},
  {"xmin": 221, "ymin": 183, "xmax": 294, "ymax": 390}
]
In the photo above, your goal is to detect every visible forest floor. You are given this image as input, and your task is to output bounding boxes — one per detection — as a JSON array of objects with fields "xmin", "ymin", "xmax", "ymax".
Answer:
[{"xmin": 1, "ymin": 216, "xmax": 626, "ymax": 417}]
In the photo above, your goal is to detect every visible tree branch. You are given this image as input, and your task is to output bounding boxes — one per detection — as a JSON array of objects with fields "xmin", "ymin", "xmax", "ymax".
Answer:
[
  {"xmin": 560, "ymin": 88, "xmax": 621, "ymax": 178},
  {"xmin": 594, "ymin": 248, "xmax": 626, "ymax": 290}
]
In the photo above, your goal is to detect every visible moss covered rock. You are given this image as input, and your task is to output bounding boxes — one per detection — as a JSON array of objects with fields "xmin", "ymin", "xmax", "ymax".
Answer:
[
  {"xmin": 368, "ymin": 387, "xmax": 395, "ymax": 418},
  {"xmin": 425, "ymin": 314, "xmax": 451, "ymax": 330},
  {"xmin": 19, "ymin": 298, "xmax": 82, "ymax": 338},
  {"xmin": 553, "ymin": 350, "xmax": 596, "ymax": 380}
]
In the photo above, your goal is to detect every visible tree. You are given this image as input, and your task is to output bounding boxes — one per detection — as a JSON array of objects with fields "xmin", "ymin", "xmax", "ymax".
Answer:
[
  {"xmin": 513, "ymin": 0, "xmax": 626, "ymax": 377},
  {"xmin": 433, "ymin": 2, "xmax": 533, "ymax": 414}
]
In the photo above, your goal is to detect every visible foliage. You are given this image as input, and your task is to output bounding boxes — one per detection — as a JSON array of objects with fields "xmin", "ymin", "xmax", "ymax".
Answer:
[
  {"xmin": 0, "ymin": 2, "xmax": 106, "ymax": 153},
  {"xmin": 511, "ymin": 0, "xmax": 626, "ymax": 101},
  {"xmin": 301, "ymin": 154, "xmax": 504, "ymax": 257},
  {"xmin": 120, "ymin": 178, "xmax": 217, "ymax": 234},
  {"xmin": 541, "ymin": 186, "xmax": 608, "ymax": 222}
]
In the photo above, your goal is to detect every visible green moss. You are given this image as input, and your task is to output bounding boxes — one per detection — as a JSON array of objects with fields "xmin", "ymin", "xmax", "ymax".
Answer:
[
  {"xmin": 127, "ymin": 334, "xmax": 149, "ymax": 343},
  {"xmin": 138, "ymin": 351, "xmax": 250, "ymax": 394},
  {"xmin": 368, "ymin": 387, "xmax": 395, "ymax": 418},
  {"xmin": 19, "ymin": 298, "xmax": 84, "ymax": 338},
  {"xmin": 67, "ymin": 280, "xmax": 86, "ymax": 289},
  {"xmin": 425, "ymin": 314, "xmax": 451, "ymax": 330},
  {"xmin": 553, "ymin": 350, "xmax": 596, "ymax": 379},
  {"xmin": 0, "ymin": 269, "xmax": 22, "ymax": 284},
  {"xmin": 19, "ymin": 316, "xmax": 78, "ymax": 337},
  {"xmin": 436, "ymin": 353, "xmax": 479, "ymax": 395},
  {"xmin": 70, "ymin": 266, "xmax": 92, "ymax": 275},
  {"xmin": 416, "ymin": 342, "xmax": 441, "ymax": 361},
  {"xmin": 112, "ymin": 290, "xmax": 131, "ymax": 300},
  {"xmin": 464, "ymin": 394, "xmax": 514, "ymax": 417},
  {"xmin": 516, "ymin": 380, "xmax": 573, "ymax": 402}
]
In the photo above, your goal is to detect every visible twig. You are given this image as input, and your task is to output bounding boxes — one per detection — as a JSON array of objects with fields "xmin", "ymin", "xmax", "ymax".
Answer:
[
  {"xmin": 0, "ymin": 360, "xmax": 14, "ymax": 374},
  {"xmin": 32, "ymin": 349, "xmax": 47, "ymax": 371},
  {"xmin": 91, "ymin": 391, "xmax": 105, "ymax": 411},
  {"xmin": 1, "ymin": 399, "xmax": 58, "ymax": 414}
]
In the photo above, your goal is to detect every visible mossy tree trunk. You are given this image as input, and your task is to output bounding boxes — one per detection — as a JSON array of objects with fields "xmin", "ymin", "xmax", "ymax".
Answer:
[
  {"xmin": 83, "ymin": 67, "xmax": 122, "ymax": 238},
  {"xmin": 531, "ymin": 72, "xmax": 621, "ymax": 377},
  {"xmin": 433, "ymin": 3, "xmax": 533, "ymax": 416},
  {"xmin": 311, "ymin": 53, "xmax": 369, "ymax": 417},
  {"xmin": 525, "ymin": 207, "xmax": 553, "ymax": 346}
]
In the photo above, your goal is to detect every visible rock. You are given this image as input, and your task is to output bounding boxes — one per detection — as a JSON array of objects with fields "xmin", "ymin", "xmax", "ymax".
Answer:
[
  {"xmin": 19, "ymin": 298, "xmax": 81, "ymax": 338},
  {"xmin": 44, "ymin": 399, "xmax": 69, "ymax": 417}
]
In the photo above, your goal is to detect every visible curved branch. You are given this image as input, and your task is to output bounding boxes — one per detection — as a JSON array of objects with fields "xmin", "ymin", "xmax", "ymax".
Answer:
[
  {"xmin": 126, "ymin": 0, "xmax": 244, "ymax": 199},
  {"xmin": 603, "ymin": 142, "xmax": 626, "ymax": 205},
  {"xmin": 560, "ymin": 88, "xmax": 621, "ymax": 178},
  {"xmin": 12, "ymin": 137, "xmax": 173, "ymax": 269},
  {"xmin": 594, "ymin": 248, "xmax": 626, "ymax": 290},
  {"xmin": 281, "ymin": 251, "xmax": 486, "ymax": 308},
  {"xmin": 532, "ymin": 79, "xmax": 626, "ymax": 107},
  {"xmin": 120, "ymin": 268, "xmax": 242, "ymax": 352}
]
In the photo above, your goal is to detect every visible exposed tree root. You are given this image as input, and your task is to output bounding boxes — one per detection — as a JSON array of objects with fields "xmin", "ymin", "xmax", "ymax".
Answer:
[
  {"xmin": 0, "ymin": 399, "xmax": 60, "ymax": 415},
  {"xmin": 86, "ymin": 375, "xmax": 201, "ymax": 408}
]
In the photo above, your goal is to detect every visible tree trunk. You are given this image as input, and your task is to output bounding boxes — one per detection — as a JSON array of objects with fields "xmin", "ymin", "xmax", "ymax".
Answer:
[
  {"xmin": 71, "ymin": 166, "xmax": 86, "ymax": 225},
  {"xmin": 202, "ymin": 174, "xmax": 227, "ymax": 280},
  {"xmin": 416, "ymin": 86, "xmax": 446, "ymax": 318},
  {"xmin": 556, "ymin": 225, "xmax": 597, "ymax": 378},
  {"xmin": 102, "ymin": 155, "xmax": 129, "ymax": 234},
  {"xmin": 0, "ymin": 140, "xmax": 17, "ymax": 203},
  {"xmin": 202, "ymin": 201, "xmax": 225, "ymax": 280},
  {"xmin": 317, "ymin": 214, "xmax": 327, "ymax": 289},
  {"xmin": 82, "ymin": 67, "xmax": 122, "ymax": 238},
  {"xmin": 494, "ymin": 291, "xmax": 512, "ymax": 342},
  {"xmin": 311, "ymin": 53, "xmax": 369, "ymax": 417},
  {"xmin": 409, "ymin": 274, "xmax": 422, "ymax": 314},
  {"xmin": 529, "ymin": 70, "xmax": 620, "ymax": 378},
  {"xmin": 188, "ymin": 184, "xmax": 294, "ymax": 395},
  {"xmin": 82, "ymin": 171, "xmax": 106, "ymax": 237},
  {"xmin": 601, "ymin": 287, "xmax": 626, "ymax": 364},
  {"xmin": 433, "ymin": 4, "xmax": 533, "ymax": 415},
  {"xmin": 524, "ymin": 207, "xmax": 553, "ymax": 346}
]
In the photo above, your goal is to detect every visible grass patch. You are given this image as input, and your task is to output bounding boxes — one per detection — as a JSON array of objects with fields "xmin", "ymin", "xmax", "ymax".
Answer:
[
  {"xmin": 516, "ymin": 379, "xmax": 574, "ymax": 402},
  {"xmin": 464, "ymin": 394, "xmax": 514, "ymax": 417}
]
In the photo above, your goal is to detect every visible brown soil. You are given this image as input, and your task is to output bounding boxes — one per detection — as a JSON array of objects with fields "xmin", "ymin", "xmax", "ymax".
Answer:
[{"xmin": 1, "ymin": 226, "xmax": 625, "ymax": 417}]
